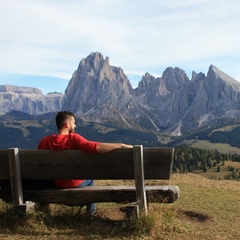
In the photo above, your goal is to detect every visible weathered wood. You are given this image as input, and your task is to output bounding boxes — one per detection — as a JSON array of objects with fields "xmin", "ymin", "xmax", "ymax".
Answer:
[
  {"xmin": 8, "ymin": 148, "xmax": 24, "ymax": 205},
  {"xmin": 133, "ymin": 145, "xmax": 148, "ymax": 216},
  {"xmin": 0, "ymin": 150, "xmax": 10, "ymax": 179},
  {"xmin": 0, "ymin": 150, "xmax": 11, "ymax": 201},
  {"xmin": 143, "ymin": 147, "xmax": 174, "ymax": 179},
  {"xmin": 0, "ymin": 147, "xmax": 174, "ymax": 180},
  {"xmin": 23, "ymin": 185, "xmax": 179, "ymax": 206},
  {"xmin": 16, "ymin": 147, "xmax": 173, "ymax": 180},
  {"xmin": 0, "ymin": 146, "xmax": 179, "ymax": 217}
]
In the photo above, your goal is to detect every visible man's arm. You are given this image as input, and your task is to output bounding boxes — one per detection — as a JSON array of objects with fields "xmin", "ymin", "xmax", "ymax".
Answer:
[{"xmin": 96, "ymin": 142, "xmax": 133, "ymax": 153}]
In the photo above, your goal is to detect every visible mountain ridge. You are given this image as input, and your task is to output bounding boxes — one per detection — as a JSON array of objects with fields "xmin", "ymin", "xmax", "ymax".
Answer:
[{"xmin": 1, "ymin": 52, "xmax": 240, "ymax": 137}]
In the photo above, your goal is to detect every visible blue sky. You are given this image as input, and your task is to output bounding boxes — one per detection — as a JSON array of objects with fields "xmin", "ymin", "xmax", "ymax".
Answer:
[{"xmin": 0, "ymin": 0, "xmax": 240, "ymax": 94}]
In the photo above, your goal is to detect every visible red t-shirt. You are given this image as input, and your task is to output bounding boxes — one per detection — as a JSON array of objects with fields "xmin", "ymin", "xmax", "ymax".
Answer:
[{"xmin": 37, "ymin": 133, "xmax": 99, "ymax": 188}]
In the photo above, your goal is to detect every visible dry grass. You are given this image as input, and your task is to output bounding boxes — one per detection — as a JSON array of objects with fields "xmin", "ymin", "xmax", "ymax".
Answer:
[
  {"xmin": 168, "ymin": 174, "xmax": 240, "ymax": 240},
  {"xmin": 194, "ymin": 160, "xmax": 240, "ymax": 180},
  {"xmin": 189, "ymin": 140, "xmax": 240, "ymax": 154},
  {"xmin": 0, "ymin": 174, "xmax": 240, "ymax": 240}
]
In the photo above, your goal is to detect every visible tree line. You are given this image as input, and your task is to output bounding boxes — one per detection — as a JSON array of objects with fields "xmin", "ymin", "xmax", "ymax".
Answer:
[{"xmin": 173, "ymin": 146, "xmax": 240, "ymax": 180}]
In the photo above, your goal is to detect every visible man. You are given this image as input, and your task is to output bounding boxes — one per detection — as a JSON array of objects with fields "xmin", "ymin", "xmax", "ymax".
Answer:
[{"xmin": 37, "ymin": 111, "xmax": 133, "ymax": 215}]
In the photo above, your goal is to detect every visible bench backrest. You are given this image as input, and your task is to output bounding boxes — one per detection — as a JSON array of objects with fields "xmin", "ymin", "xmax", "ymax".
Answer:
[
  {"xmin": 0, "ymin": 150, "xmax": 9, "ymax": 179},
  {"xmin": 1, "ymin": 146, "xmax": 174, "ymax": 213},
  {"xmin": 0, "ymin": 146, "xmax": 174, "ymax": 180}
]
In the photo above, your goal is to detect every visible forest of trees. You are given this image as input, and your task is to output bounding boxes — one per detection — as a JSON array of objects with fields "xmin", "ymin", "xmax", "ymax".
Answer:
[{"xmin": 173, "ymin": 146, "xmax": 240, "ymax": 180}]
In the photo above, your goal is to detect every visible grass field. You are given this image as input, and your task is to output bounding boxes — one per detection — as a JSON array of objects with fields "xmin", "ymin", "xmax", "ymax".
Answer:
[
  {"xmin": 0, "ymin": 173, "xmax": 240, "ymax": 240},
  {"xmin": 188, "ymin": 140, "xmax": 240, "ymax": 154},
  {"xmin": 194, "ymin": 160, "xmax": 240, "ymax": 180}
]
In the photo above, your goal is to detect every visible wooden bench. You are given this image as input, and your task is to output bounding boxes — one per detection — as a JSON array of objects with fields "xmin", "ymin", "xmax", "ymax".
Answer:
[{"xmin": 0, "ymin": 145, "xmax": 179, "ymax": 217}]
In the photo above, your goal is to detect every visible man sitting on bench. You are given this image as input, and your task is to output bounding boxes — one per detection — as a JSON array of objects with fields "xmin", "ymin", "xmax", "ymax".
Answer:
[{"xmin": 37, "ymin": 111, "xmax": 132, "ymax": 215}]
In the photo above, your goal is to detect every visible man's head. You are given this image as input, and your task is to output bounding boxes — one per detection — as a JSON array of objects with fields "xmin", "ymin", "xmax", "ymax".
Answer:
[{"xmin": 55, "ymin": 111, "xmax": 76, "ymax": 133}]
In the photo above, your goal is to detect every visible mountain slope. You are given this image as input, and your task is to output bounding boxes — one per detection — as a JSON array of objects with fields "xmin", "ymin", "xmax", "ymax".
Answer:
[
  {"xmin": 63, "ymin": 52, "xmax": 159, "ymax": 130},
  {"xmin": 1, "ymin": 52, "xmax": 240, "ymax": 136}
]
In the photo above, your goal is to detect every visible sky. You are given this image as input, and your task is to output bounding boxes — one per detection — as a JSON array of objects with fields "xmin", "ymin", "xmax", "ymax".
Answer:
[{"xmin": 0, "ymin": 0, "xmax": 240, "ymax": 94}]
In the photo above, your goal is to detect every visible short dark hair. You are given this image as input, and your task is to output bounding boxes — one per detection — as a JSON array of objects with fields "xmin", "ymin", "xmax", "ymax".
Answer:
[{"xmin": 55, "ymin": 111, "xmax": 75, "ymax": 130}]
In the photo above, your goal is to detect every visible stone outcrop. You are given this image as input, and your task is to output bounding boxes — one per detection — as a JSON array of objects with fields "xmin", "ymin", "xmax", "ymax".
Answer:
[{"xmin": 0, "ymin": 85, "xmax": 63, "ymax": 115}]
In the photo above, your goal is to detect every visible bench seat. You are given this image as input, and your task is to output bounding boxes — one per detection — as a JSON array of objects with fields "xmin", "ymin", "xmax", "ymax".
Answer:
[{"xmin": 23, "ymin": 185, "xmax": 179, "ymax": 206}]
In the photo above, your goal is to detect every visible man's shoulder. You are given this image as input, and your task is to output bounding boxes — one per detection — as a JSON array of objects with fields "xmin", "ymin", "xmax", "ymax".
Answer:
[
  {"xmin": 40, "ymin": 135, "xmax": 53, "ymax": 140},
  {"xmin": 70, "ymin": 132, "xmax": 81, "ymax": 137},
  {"xmin": 69, "ymin": 132, "xmax": 86, "ymax": 142},
  {"xmin": 37, "ymin": 135, "xmax": 53, "ymax": 148}
]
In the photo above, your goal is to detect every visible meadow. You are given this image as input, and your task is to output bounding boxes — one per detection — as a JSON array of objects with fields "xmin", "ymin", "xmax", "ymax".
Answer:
[
  {"xmin": 0, "ymin": 173, "xmax": 240, "ymax": 240},
  {"xmin": 193, "ymin": 159, "xmax": 240, "ymax": 180},
  {"xmin": 189, "ymin": 140, "xmax": 240, "ymax": 154}
]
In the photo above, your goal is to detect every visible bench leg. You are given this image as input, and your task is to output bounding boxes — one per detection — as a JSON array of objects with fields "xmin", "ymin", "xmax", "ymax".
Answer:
[
  {"xmin": 14, "ymin": 201, "xmax": 35, "ymax": 214},
  {"xmin": 133, "ymin": 145, "xmax": 148, "ymax": 217}
]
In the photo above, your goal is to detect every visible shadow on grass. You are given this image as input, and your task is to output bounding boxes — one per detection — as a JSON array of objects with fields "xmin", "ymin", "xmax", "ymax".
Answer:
[
  {"xmin": 0, "ymin": 202, "xmax": 189, "ymax": 239},
  {"xmin": 0, "ymin": 206, "xmax": 146, "ymax": 239},
  {"xmin": 176, "ymin": 208, "xmax": 212, "ymax": 222}
]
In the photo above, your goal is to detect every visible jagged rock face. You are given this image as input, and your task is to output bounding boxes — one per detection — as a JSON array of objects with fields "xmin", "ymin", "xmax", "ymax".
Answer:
[
  {"xmin": 63, "ymin": 52, "xmax": 155, "ymax": 129},
  {"xmin": 63, "ymin": 53, "xmax": 240, "ymax": 134},
  {"xmin": 64, "ymin": 53, "xmax": 133, "ymax": 113},
  {"xmin": 0, "ymin": 85, "xmax": 63, "ymax": 115},
  {"xmin": 179, "ymin": 66, "xmax": 240, "ymax": 132},
  {"xmin": 134, "ymin": 68, "xmax": 192, "ymax": 129},
  {"xmin": 204, "ymin": 65, "xmax": 240, "ymax": 115},
  {"xmin": 134, "ymin": 65, "xmax": 240, "ymax": 134},
  {"xmin": 1, "ymin": 52, "xmax": 240, "ymax": 135}
]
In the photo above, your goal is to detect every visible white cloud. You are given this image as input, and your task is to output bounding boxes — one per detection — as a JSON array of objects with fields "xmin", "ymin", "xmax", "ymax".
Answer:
[{"xmin": 1, "ymin": 0, "xmax": 240, "ymax": 93}]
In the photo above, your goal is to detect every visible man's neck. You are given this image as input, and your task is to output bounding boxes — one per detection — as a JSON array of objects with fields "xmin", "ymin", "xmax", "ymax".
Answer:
[{"xmin": 58, "ymin": 129, "xmax": 70, "ymax": 135}]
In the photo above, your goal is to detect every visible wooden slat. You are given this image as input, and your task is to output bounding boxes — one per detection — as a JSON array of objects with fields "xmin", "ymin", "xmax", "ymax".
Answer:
[
  {"xmin": 1, "ymin": 147, "xmax": 174, "ymax": 180},
  {"xmin": 133, "ymin": 145, "xmax": 148, "ymax": 216},
  {"xmin": 23, "ymin": 185, "xmax": 180, "ymax": 206},
  {"xmin": 18, "ymin": 147, "xmax": 174, "ymax": 180},
  {"xmin": 143, "ymin": 147, "xmax": 174, "ymax": 179},
  {"xmin": 19, "ymin": 148, "xmax": 134, "ymax": 180},
  {"xmin": 8, "ymin": 148, "xmax": 24, "ymax": 205}
]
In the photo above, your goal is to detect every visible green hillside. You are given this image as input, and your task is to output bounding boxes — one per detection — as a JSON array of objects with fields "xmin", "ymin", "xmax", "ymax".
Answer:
[{"xmin": 2, "ymin": 111, "xmax": 240, "ymax": 151}]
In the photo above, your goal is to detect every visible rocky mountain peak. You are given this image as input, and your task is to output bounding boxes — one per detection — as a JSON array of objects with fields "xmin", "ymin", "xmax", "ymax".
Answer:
[
  {"xmin": 78, "ymin": 52, "xmax": 106, "ymax": 72},
  {"xmin": 135, "ymin": 72, "xmax": 157, "ymax": 96},
  {"xmin": 162, "ymin": 67, "xmax": 188, "ymax": 79},
  {"xmin": 207, "ymin": 65, "xmax": 240, "ymax": 90},
  {"xmin": 162, "ymin": 67, "xmax": 190, "ymax": 91},
  {"xmin": 63, "ymin": 52, "xmax": 134, "ymax": 120},
  {"xmin": 1, "ymin": 52, "xmax": 240, "ymax": 135}
]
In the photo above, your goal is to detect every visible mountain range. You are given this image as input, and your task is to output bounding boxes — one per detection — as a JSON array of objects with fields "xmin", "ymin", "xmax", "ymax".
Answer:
[{"xmin": 1, "ymin": 52, "xmax": 240, "ymax": 150}]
